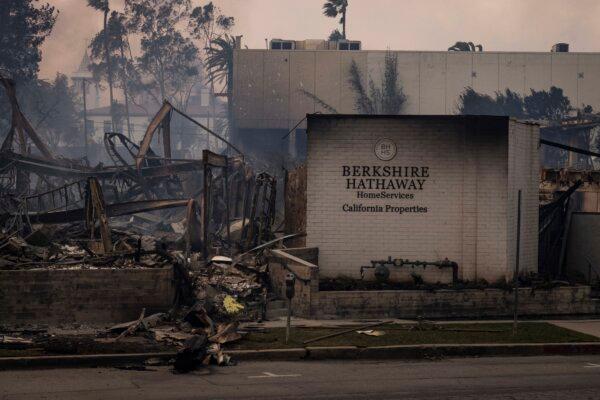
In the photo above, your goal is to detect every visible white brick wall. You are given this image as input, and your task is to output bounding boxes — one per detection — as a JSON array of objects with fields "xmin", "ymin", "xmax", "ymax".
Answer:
[
  {"xmin": 305, "ymin": 115, "xmax": 539, "ymax": 283},
  {"xmin": 507, "ymin": 120, "xmax": 540, "ymax": 278}
]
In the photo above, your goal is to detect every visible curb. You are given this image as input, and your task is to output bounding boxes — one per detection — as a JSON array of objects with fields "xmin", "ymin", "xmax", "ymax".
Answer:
[
  {"xmin": 306, "ymin": 342, "xmax": 600, "ymax": 360},
  {"xmin": 228, "ymin": 348, "xmax": 307, "ymax": 361},
  {"xmin": 232, "ymin": 342, "xmax": 600, "ymax": 361},
  {"xmin": 0, "ymin": 352, "xmax": 176, "ymax": 370},
  {"xmin": 2, "ymin": 343, "xmax": 600, "ymax": 369}
]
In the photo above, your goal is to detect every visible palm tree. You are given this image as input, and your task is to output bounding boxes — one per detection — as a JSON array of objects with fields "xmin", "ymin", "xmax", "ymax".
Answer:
[
  {"xmin": 205, "ymin": 34, "xmax": 236, "ymax": 137},
  {"xmin": 297, "ymin": 88, "xmax": 338, "ymax": 114},
  {"xmin": 328, "ymin": 29, "xmax": 344, "ymax": 41},
  {"xmin": 348, "ymin": 51, "xmax": 406, "ymax": 114},
  {"xmin": 323, "ymin": 0, "xmax": 348, "ymax": 39},
  {"xmin": 87, "ymin": 0, "xmax": 116, "ymax": 131},
  {"xmin": 448, "ymin": 41, "xmax": 483, "ymax": 52},
  {"xmin": 298, "ymin": 51, "xmax": 407, "ymax": 115}
]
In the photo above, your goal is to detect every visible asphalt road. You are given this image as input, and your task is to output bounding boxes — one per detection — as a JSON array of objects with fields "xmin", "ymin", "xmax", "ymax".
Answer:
[{"xmin": 1, "ymin": 356, "xmax": 600, "ymax": 399}]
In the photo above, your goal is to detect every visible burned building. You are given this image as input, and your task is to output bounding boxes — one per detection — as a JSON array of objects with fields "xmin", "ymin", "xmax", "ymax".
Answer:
[{"xmin": 303, "ymin": 114, "xmax": 539, "ymax": 283}]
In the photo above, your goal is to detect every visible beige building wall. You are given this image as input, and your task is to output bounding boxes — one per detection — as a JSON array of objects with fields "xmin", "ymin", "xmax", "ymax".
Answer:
[
  {"xmin": 234, "ymin": 50, "xmax": 600, "ymax": 130},
  {"xmin": 305, "ymin": 115, "xmax": 539, "ymax": 283}
]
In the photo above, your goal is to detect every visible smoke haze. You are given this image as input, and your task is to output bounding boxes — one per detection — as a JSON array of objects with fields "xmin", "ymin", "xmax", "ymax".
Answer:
[{"xmin": 39, "ymin": 0, "xmax": 600, "ymax": 79}]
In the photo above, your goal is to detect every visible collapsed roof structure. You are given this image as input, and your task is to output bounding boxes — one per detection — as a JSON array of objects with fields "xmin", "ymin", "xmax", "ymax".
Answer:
[{"xmin": 0, "ymin": 75, "xmax": 279, "ymax": 257}]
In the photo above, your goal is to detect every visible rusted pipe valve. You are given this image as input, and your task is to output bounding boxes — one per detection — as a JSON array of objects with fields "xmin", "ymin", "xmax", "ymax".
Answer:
[{"xmin": 360, "ymin": 256, "xmax": 459, "ymax": 284}]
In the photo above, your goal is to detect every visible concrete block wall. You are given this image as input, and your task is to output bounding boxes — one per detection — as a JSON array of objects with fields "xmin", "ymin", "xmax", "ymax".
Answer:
[
  {"xmin": 234, "ymin": 50, "xmax": 600, "ymax": 130},
  {"xmin": 315, "ymin": 286, "xmax": 599, "ymax": 319},
  {"xmin": 267, "ymin": 248, "xmax": 599, "ymax": 319},
  {"xmin": 0, "ymin": 268, "xmax": 175, "ymax": 326},
  {"xmin": 305, "ymin": 115, "xmax": 537, "ymax": 282}
]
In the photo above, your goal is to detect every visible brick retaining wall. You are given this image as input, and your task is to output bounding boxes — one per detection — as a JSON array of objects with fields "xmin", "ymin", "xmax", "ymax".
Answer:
[{"xmin": 0, "ymin": 267, "xmax": 175, "ymax": 326}]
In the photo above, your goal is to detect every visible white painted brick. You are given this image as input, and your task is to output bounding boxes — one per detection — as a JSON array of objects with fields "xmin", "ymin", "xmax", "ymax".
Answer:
[{"xmin": 305, "ymin": 116, "xmax": 539, "ymax": 282}]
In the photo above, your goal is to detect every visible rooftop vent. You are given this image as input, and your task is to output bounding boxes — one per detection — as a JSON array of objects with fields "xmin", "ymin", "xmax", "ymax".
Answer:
[
  {"xmin": 551, "ymin": 43, "xmax": 569, "ymax": 52},
  {"xmin": 337, "ymin": 40, "xmax": 361, "ymax": 51},
  {"xmin": 270, "ymin": 39, "xmax": 295, "ymax": 50}
]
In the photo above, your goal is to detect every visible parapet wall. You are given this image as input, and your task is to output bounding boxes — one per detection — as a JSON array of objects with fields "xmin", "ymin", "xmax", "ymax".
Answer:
[{"xmin": 0, "ymin": 267, "xmax": 175, "ymax": 326}]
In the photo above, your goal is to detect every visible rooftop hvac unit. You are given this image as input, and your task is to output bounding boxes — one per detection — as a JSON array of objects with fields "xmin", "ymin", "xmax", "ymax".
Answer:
[
  {"xmin": 270, "ymin": 39, "xmax": 295, "ymax": 50},
  {"xmin": 551, "ymin": 43, "xmax": 569, "ymax": 52},
  {"xmin": 337, "ymin": 40, "xmax": 361, "ymax": 51}
]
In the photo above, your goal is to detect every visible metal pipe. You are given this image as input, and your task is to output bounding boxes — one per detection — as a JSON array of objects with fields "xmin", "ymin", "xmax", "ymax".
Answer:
[
  {"xmin": 303, "ymin": 321, "xmax": 389, "ymax": 345},
  {"xmin": 540, "ymin": 139, "xmax": 600, "ymax": 158},
  {"xmin": 82, "ymin": 78, "xmax": 88, "ymax": 159},
  {"xmin": 513, "ymin": 189, "xmax": 522, "ymax": 336},
  {"xmin": 224, "ymin": 157, "xmax": 231, "ymax": 245},
  {"xmin": 360, "ymin": 257, "xmax": 459, "ymax": 284},
  {"xmin": 202, "ymin": 163, "xmax": 210, "ymax": 258},
  {"xmin": 285, "ymin": 297, "xmax": 292, "ymax": 344},
  {"xmin": 170, "ymin": 103, "xmax": 243, "ymax": 156}
]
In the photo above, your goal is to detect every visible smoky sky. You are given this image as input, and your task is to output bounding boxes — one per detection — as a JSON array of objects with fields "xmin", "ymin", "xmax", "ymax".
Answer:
[{"xmin": 39, "ymin": 0, "xmax": 600, "ymax": 80}]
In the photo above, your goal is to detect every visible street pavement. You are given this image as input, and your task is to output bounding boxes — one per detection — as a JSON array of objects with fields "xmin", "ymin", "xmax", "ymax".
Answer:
[{"xmin": 1, "ymin": 356, "xmax": 600, "ymax": 399}]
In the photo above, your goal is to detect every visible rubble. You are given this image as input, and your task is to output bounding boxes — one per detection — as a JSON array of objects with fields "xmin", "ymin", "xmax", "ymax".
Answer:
[
  {"xmin": 0, "ymin": 217, "xmax": 280, "ymax": 370},
  {"xmin": 0, "ymin": 75, "xmax": 295, "ymax": 371},
  {"xmin": 0, "ymin": 223, "xmax": 181, "ymax": 270},
  {"xmin": 356, "ymin": 330, "xmax": 385, "ymax": 337},
  {"xmin": 0, "ymin": 335, "xmax": 34, "ymax": 349}
]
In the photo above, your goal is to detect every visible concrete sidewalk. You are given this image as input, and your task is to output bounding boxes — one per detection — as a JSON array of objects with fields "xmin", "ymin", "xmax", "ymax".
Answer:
[
  {"xmin": 244, "ymin": 318, "xmax": 416, "ymax": 329},
  {"xmin": 244, "ymin": 317, "xmax": 600, "ymax": 332},
  {"xmin": 550, "ymin": 320, "xmax": 600, "ymax": 339}
]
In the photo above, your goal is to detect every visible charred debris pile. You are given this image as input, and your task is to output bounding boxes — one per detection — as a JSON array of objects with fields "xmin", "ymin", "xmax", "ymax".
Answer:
[{"xmin": 0, "ymin": 76, "xmax": 298, "ymax": 370}]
